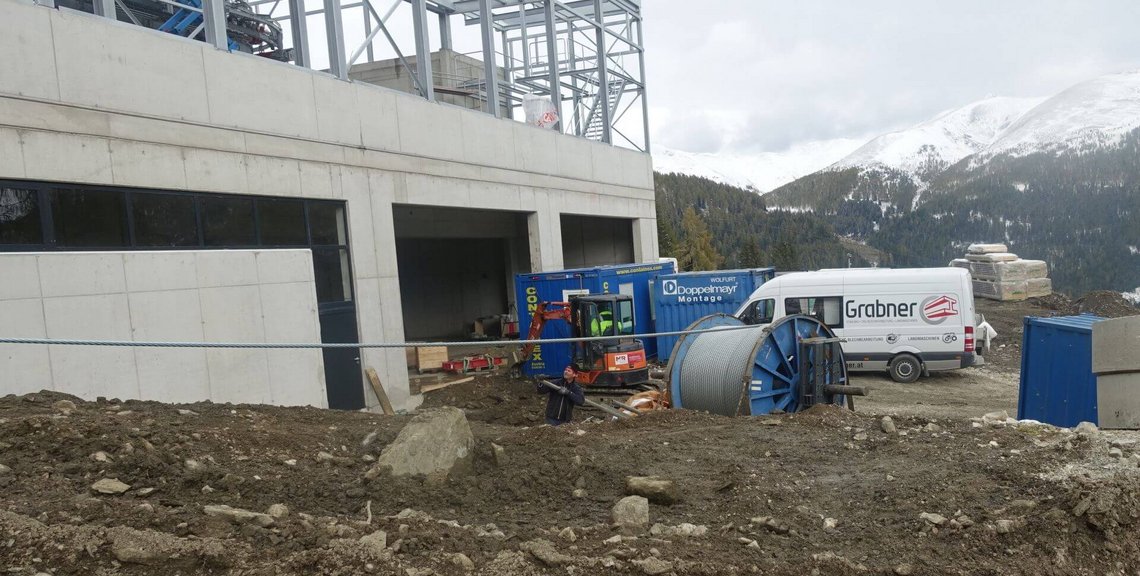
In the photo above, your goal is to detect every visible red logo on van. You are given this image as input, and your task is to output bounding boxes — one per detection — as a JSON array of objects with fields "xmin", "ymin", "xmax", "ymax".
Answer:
[{"xmin": 921, "ymin": 295, "xmax": 958, "ymax": 324}]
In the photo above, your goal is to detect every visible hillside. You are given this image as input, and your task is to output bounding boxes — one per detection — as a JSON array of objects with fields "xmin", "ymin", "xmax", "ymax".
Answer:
[
  {"xmin": 653, "ymin": 173, "xmax": 869, "ymax": 270},
  {"xmin": 762, "ymin": 70, "xmax": 1140, "ymax": 295},
  {"xmin": 872, "ymin": 131, "xmax": 1140, "ymax": 294}
]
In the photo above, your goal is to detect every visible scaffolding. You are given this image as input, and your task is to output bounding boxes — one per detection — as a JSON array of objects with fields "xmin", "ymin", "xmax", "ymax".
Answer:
[{"xmin": 58, "ymin": 0, "xmax": 649, "ymax": 152}]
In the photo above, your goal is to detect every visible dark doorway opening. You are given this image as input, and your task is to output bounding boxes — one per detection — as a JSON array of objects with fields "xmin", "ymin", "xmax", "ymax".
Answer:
[
  {"xmin": 392, "ymin": 205, "xmax": 530, "ymax": 341},
  {"xmin": 560, "ymin": 214, "xmax": 635, "ymax": 268}
]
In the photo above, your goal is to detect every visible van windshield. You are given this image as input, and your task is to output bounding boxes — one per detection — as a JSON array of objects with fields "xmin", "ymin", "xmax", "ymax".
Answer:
[{"xmin": 741, "ymin": 298, "xmax": 775, "ymax": 325}]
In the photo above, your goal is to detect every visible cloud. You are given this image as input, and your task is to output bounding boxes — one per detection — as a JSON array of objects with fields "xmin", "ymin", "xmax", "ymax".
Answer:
[{"xmin": 642, "ymin": 0, "xmax": 1140, "ymax": 153}]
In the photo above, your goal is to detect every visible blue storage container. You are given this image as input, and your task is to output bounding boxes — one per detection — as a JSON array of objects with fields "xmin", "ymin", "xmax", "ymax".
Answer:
[
  {"xmin": 515, "ymin": 261, "xmax": 675, "ymax": 377},
  {"xmin": 652, "ymin": 268, "xmax": 775, "ymax": 361},
  {"xmin": 1018, "ymin": 314, "xmax": 1104, "ymax": 427}
]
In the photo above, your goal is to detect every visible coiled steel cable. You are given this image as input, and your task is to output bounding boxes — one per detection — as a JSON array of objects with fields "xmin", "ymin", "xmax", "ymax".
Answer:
[{"xmin": 677, "ymin": 326, "xmax": 765, "ymax": 416}]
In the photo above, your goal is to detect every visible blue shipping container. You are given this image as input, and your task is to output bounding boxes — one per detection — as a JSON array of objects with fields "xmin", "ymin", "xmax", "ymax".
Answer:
[
  {"xmin": 1018, "ymin": 314, "xmax": 1104, "ymax": 427},
  {"xmin": 653, "ymin": 268, "xmax": 776, "ymax": 361},
  {"xmin": 515, "ymin": 261, "xmax": 676, "ymax": 377}
]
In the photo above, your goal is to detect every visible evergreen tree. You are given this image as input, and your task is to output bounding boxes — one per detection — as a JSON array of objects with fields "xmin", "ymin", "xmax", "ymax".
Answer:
[
  {"xmin": 657, "ymin": 215, "xmax": 677, "ymax": 257},
  {"xmin": 676, "ymin": 206, "xmax": 723, "ymax": 271},
  {"xmin": 771, "ymin": 241, "xmax": 800, "ymax": 271},
  {"xmin": 738, "ymin": 240, "xmax": 765, "ymax": 268}
]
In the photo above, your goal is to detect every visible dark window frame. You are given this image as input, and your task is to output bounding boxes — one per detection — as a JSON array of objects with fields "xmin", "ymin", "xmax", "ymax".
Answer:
[{"xmin": 0, "ymin": 179, "xmax": 355, "ymax": 303}]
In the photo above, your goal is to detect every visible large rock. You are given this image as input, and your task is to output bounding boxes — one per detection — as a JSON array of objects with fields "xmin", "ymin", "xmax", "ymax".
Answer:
[
  {"xmin": 91, "ymin": 478, "xmax": 131, "ymax": 495},
  {"xmin": 520, "ymin": 539, "xmax": 573, "ymax": 567},
  {"xmin": 202, "ymin": 505, "xmax": 275, "ymax": 528},
  {"xmin": 1074, "ymin": 421, "xmax": 1099, "ymax": 435},
  {"xmin": 626, "ymin": 476, "xmax": 680, "ymax": 505},
  {"xmin": 108, "ymin": 527, "xmax": 227, "ymax": 567},
  {"xmin": 634, "ymin": 557, "xmax": 674, "ymax": 575},
  {"xmin": 612, "ymin": 496, "xmax": 650, "ymax": 534},
  {"xmin": 880, "ymin": 416, "xmax": 897, "ymax": 434},
  {"xmin": 358, "ymin": 530, "xmax": 387, "ymax": 555},
  {"xmin": 367, "ymin": 408, "xmax": 474, "ymax": 480}
]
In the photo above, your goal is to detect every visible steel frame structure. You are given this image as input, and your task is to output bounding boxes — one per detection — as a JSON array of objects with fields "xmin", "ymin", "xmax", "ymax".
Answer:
[{"xmin": 77, "ymin": 0, "xmax": 648, "ymax": 151}]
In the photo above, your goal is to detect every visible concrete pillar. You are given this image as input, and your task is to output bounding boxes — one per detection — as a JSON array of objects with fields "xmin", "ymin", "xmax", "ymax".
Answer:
[
  {"xmin": 527, "ymin": 208, "xmax": 563, "ymax": 272},
  {"xmin": 365, "ymin": 172, "xmax": 419, "ymax": 412},
  {"xmin": 632, "ymin": 217, "xmax": 659, "ymax": 263}
]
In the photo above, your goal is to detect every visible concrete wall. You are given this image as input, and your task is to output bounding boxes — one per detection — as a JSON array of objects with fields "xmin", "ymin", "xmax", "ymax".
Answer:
[
  {"xmin": 0, "ymin": 0, "xmax": 658, "ymax": 411},
  {"xmin": 349, "ymin": 49, "xmax": 509, "ymax": 115},
  {"xmin": 561, "ymin": 215, "xmax": 636, "ymax": 268},
  {"xmin": 0, "ymin": 250, "xmax": 326, "ymax": 407}
]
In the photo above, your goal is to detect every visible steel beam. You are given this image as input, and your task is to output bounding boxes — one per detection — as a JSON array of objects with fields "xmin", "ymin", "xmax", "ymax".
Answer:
[
  {"xmin": 543, "ymin": 0, "xmax": 561, "ymax": 131},
  {"xmin": 349, "ymin": 0, "xmax": 401, "ymax": 67},
  {"xmin": 92, "ymin": 0, "xmax": 116, "ymax": 19},
  {"xmin": 635, "ymin": 16, "xmax": 648, "ymax": 152},
  {"xmin": 366, "ymin": 0, "xmax": 429, "ymax": 97},
  {"xmin": 325, "ymin": 0, "xmax": 348, "ymax": 79},
  {"xmin": 411, "ymin": 0, "xmax": 436, "ymax": 100},
  {"xmin": 115, "ymin": 0, "xmax": 143, "ymax": 25},
  {"xmin": 364, "ymin": 2, "xmax": 374, "ymax": 61},
  {"xmin": 593, "ymin": 0, "xmax": 610, "ymax": 143},
  {"xmin": 288, "ymin": 0, "xmax": 311, "ymax": 67},
  {"xmin": 439, "ymin": 12, "xmax": 453, "ymax": 50},
  {"xmin": 478, "ymin": 0, "xmax": 501, "ymax": 117},
  {"xmin": 501, "ymin": 28, "xmax": 514, "ymax": 119},
  {"xmin": 518, "ymin": 1, "xmax": 530, "ymax": 76},
  {"xmin": 202, "ymin": 0, "xmax": 229, "ymax": 50}
]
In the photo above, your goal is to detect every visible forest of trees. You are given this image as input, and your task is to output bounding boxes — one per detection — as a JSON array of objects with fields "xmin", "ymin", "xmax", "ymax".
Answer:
[{"xmin": 654, "ymin": 173, "xmax": 868, "ymax": 271}]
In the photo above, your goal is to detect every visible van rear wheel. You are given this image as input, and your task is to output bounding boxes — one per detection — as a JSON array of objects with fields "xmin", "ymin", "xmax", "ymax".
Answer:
[{"xmin": 889, "ymin": 354, "xmax": 921, "ymax": 384}]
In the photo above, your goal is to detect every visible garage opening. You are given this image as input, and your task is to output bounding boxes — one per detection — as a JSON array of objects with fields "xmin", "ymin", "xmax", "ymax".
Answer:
[
  {"xmin": 394, "ymin": 205, "xmax": 530, "ymax": 340},
  {"xmin": 560, "ymin": 214, "xmax": 635, "ymax": 268}
]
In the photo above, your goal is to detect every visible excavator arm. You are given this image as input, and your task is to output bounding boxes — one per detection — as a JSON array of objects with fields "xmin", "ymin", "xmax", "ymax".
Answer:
[{"xmin": 515, "ymin": 302, "xmax": 572, "ymax": 368}]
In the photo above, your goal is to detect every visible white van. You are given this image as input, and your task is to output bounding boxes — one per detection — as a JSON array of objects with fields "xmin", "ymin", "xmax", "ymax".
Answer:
[{"xmin": 734, "ymin": 268, "xmax": 980, "ymax": 383}]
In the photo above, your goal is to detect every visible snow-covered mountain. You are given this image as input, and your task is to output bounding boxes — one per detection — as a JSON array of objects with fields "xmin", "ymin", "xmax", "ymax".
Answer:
[
  {"xmin": 651, "ymin": 138, "xmax": 865, "ymax": 193},
  {"xmin": 982, "ymin": 71, "xmax": 1140, "ymax": 158},
  {"xmin": 833, "ymin": 96, "xmax": 1044, "ymax": 177},
  {"xmin": 830, "ymin": 70, "xmax": 1140, "ymax": 178},
  {"xmin": 762, "ymin": 69, "xmax": 1140, "ymax": 296}
]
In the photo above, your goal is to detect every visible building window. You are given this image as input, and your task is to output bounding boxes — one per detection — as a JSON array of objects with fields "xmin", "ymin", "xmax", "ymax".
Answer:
[
  {"xmin": 0, "ymin": 180, "xmax": 355, "ymax": 304},
  {"xmin": 309, "ymin": 202, "xmax": 347, "ymax": 245},
  {"xmin": 50, "ymin": 188, "xmax": 128, "ymax": 247},
  {"xmin": 132, "ymin": 192, "xmax": 199, "ymax": 247},
  {"xmin": 202, "ymin": 196, "xmax": 255, "ymax": 246},
  {"xmin": 785, "ymin": 296, "xmax": 844, "ymax": 329},
  {"xmin": 0, "ymin": 187, "xmax": 42, "ymax": 245},
  {"xmin": 312, "ymin": 247, "xmax": 353, "ymax": 303},
  {"xmin": 258, "ymin": 198, "xmax": 308, "ymax": 246}
]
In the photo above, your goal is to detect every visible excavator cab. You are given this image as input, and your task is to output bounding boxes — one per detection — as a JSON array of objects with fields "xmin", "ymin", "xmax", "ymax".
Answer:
[
  {"xmin": 579, "ymin": 296, "xmax": 634, "ymax": 338},
  {"xmin": 568, "ymin": 294, "xmax": 648, "ymax": 387}
]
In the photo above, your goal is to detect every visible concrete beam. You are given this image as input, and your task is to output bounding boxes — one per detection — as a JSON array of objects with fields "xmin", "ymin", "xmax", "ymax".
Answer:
[{"xmin": 1093, "ymin": 315, "xmax": 1140, "ymax": 374}]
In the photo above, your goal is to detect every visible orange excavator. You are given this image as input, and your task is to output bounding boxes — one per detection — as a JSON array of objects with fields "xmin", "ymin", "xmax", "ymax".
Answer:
[{"xmin": 515, "ymin": 294, "xmax": 650, "ymax": 388}]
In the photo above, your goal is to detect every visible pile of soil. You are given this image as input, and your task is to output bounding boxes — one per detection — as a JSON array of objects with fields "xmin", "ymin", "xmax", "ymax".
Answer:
[
  {"xmin": 3, "ymin": 391, "xmax": 1139, "ymax": 575},
  {"xmin": 1073, "ymin": 290, "xmax": 1140, "ymax": 318},
  {"xmin": 975, "ymin": 292, "xmax": 1138, "ymax": 373}
]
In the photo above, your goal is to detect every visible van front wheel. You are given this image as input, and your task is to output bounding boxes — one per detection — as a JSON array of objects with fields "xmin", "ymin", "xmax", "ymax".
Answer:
[{"xmin": 889, "ymin": 354, "xmax": 921, "ymax": 384}]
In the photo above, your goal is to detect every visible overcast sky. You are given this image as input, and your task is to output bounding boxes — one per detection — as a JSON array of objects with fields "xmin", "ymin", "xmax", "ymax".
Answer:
[{"xmin": 641, "ymin": 0, "xmax": 1140, "ymax": 154}]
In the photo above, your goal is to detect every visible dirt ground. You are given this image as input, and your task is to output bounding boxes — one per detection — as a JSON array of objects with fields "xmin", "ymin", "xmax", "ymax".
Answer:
[{"xmin": 2, "ymin": 293, "xmax": 1138, "ymax": 576}]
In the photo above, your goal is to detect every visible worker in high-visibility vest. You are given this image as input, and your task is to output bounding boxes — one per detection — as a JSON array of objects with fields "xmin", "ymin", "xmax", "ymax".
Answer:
[{"xmin": 590, "ymin": 309, "xmax": 614, "ymax": 336}]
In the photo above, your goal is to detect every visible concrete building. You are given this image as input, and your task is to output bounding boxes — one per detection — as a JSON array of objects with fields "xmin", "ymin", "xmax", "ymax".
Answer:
[
  {"xmin": 349, "ymin": 49, "xmax": 511, "ymax": 117},
  {"xmin": 0, "ymin": 0, "xmax": 657, "ymax": 412}
]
